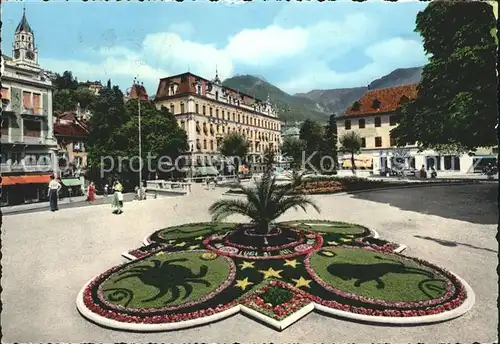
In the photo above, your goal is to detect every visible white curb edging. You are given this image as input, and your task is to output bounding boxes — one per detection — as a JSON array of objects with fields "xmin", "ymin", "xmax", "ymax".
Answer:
[
  {"xmin": 121, "ymin": 252, "xmax": 138, "ymax": 261},
  {"xmin": 240, "ymin": 303, "xmax": 315, "ymax": 330},
  {"xmin": 313, "ymin": 271, "xmax": 475, "ymax": 325},
  {"xmin": 76, "ymin": 277, "xmax": 241, "ymax": 331},
  {"xmin": 369, "ymin": 228, "xmax": 407, "ymax": 253},
  {"xmin": 77, "ymin": 270, "xmax": 474, "ymax": 331}
]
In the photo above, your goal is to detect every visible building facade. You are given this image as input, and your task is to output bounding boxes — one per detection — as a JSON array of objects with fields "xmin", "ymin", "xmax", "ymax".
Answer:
[
  {"xmin": 1, "ymin": 10, "xmax": 58, "ymax": 206},
  {"xmin": 153, "ymin": 72, "xmax": 282, "ymax": 173},
  {"xmin": 336, "ymin": 84, "xmax": 497, "ymax": 175}
]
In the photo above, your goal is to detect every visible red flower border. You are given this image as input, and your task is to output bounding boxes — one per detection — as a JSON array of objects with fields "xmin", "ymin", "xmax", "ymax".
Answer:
[
  {"xmin": 240, "ymin": 280, "xmax": 312, "ymax": 320},
  {"xmin": 204, "ymin": 231, "xmax": 324, "ymax": 260},
  {"xmin": 304, "ymin": 246, "xmax": 465, "ymax": 309}
]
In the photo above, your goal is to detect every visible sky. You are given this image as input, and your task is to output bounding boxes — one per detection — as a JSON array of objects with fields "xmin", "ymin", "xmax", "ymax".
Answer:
[{"xmin": 1, "ymin": 0, "xmax": 430, "ymax": 96}]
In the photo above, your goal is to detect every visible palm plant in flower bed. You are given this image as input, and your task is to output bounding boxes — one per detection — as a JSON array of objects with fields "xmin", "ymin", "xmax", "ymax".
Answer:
[{"xmin": 209, "ymin": 174, "xmax": 320, "ymax": 247}]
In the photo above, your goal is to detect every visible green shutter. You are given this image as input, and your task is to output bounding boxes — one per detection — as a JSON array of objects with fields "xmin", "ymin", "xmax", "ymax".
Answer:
[
  {"xmin": 11, "ymin": 87, "xmax": 22, "ymax": 113},
  {"xmin": 43, "ymin": 93, "xmax": 49, "ymax": 116}
]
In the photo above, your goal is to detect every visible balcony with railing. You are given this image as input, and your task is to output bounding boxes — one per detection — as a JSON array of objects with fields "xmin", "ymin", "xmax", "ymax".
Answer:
[
  {"xmin": 21, "ymin": 107, "xmax": 45, "ymax": 116},
  {"xmin": 1, "ymin": 133, "xmax": 48, "ymax": 145},
  {"xmin": 2, "ymin": 99, "xmax": 14, "ymax": 113}
]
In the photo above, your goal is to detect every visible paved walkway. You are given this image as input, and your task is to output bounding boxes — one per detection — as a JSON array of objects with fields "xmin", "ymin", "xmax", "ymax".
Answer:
[{"xmin": 1, "ymin": 183, "xmax": 497, "ymax": 343}]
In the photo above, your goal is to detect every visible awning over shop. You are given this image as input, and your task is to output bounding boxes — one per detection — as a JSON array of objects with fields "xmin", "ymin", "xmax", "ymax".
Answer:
[
  {"xmin": 342, "ymin": 156, "xmax": 373, "ymax": 169},
  {"xmin": 191, "ymin": 166, "xmax": 219, "ymax": 176},
  {"xmin": 61, "ymin": 178, "xmax": 83, "ymax": 186},
  {"xmin": 1, "ymin": 174, "xmax": 51, "ymax": 185}
]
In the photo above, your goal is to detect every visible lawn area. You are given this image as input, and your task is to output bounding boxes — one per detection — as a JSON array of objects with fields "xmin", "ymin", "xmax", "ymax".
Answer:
[{"xmin": 308, "ymin": 247, "xmax": 447, "ymax": 302}]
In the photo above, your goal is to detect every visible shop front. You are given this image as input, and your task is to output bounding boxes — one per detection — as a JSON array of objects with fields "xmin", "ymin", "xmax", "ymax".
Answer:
[{"xmin": 0, "ymin": 174, "xmax": 52, "ymax": 206}]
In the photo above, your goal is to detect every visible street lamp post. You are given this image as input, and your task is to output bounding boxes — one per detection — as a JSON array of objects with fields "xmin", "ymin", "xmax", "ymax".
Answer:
[
  {"xmin": 138, "ymin": 94, "xmax": 143, "ymax": 200},
  {"xmin": 129, "ymin": 77, "xmax": 144, "ymax": 200}
]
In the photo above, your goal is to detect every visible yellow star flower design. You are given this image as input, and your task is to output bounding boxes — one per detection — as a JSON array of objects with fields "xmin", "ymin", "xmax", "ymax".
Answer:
[
  {"xmin": 259, "ymin": 267, "xmax": 283, "ymax": 279},
  {"xmin": 235, "ymin": 277, "xmax": 253, "ymax": 291},
  {"xmin": 327, "ymin": 241, "xmax": 338, "ymax": 246},
  {"xmin": 168, "ymin": 240, "xmax": 176, "ymax": 244},
  {"xmin": 174, "ymin": 242, "xmax": 187, "ymax": 247},
  {"xmin": 292, "ymin": 276, "xmax": 312, "ymax": 288},
  {"xmin": 283, "ymin": 259, "xmax": 300, "ymax": 268},
  {"xmin": 195, "ymin": 236, "xmax": 204, "ymax": 240},
  {"xmin": 188, "ymin": 245, "xmax": 200, "ymax": 250},
  {"xmin": 239, "ymin": 261, "xmax": 256, "ymax": 270},
  {"xmin": 340, "ymin": 238, "xmax": 352, "ymax": 242}
]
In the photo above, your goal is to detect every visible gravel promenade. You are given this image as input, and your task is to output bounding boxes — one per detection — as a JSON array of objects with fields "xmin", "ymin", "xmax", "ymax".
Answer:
[{"xmin": 1, "ymin": 183, "xmax": 497, "ymax": 343}]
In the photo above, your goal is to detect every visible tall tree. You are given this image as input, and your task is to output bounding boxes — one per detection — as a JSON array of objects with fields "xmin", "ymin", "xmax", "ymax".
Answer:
[
  {"xmin": 281, "ymin": 136, "xmax": 306, "ymax": 170},
  {"xmin": 119, "ymin": 101, "xmax": 188, "ymax": 181},
  {"xmin": 391, "ymin": 1, "xmax": 497, "ymax": 151},
  {"xmin": 339, "ymin": 132, "xmax": 362, "ymax": 174},
  {"xmin": 219, "ymin": 132, "xmax": 250, "ymax": 176},
  {"xmin": 262, "ymin": 146, "xmax": 276, "ymax": 176},
  {"xmin": 86, "ymin": 85, "xmax": 128, "ymax": 185},
  {"xmin": 323, "ymin": 114, "xmax": 339, "ymax": 171},
  {"xmin": 299, "ymin": 119, "xmax": 324, "ymax": 170}
]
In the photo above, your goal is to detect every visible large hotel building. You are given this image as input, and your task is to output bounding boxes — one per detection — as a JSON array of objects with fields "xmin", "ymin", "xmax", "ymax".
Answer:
[{"xmin": 153, "ymin": 72, "xmax": 282, "ymax": 173}]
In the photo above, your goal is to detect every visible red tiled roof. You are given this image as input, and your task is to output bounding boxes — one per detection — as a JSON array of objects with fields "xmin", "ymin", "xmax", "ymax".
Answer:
[
  {"xmin": 128, "ymin": 83, "xmax": 149, "ymax": 101},
  {"xmin": 54, "ymin": 123, "xmax": 89, "ymax": 137},
  {"xmin": 344, "ymin": 84, "xmax": 418, "ymax": 116},
  {"xmin": 155, "ymin": 72, "xmax": 265, "ymax": 106},
  {"xmin": 58, "ymin": 111, "xmax": 77, "ymax": 121}
]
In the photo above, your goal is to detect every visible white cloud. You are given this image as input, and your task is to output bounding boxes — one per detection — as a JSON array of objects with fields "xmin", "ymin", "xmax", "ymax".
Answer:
[
  {"xmin": 42, "ymin": 9, "xmax": 425, "ymax": 95},
  {"xmin": 224, "ymin": 25, "xmax": 308, "ymax": 66},
  {"xmin": 277, "ymin": 37, "xmax": 427, "ymax": 93},
  {"xmin": 167, "ymin": 22, "xmax": 195, "ymax": 39}
]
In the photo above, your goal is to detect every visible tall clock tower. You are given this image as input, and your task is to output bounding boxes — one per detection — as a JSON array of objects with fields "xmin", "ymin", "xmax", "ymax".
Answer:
[{"xmin": 12, "ymin": 8, "xmax": 39, "ymax": 70}]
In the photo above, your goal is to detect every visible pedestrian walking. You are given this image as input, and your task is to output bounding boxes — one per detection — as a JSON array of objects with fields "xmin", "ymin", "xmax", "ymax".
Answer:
[
  {"xmin": 112, "ymin": 181, "xmax": 124, "ymax": 214},
  {"xmin": 48, "ymin": 175, "xmax": 62, "ymax": 211},
  {"xmin": 104, "ymin": 184, "xmax": 109, "ymax": 197},
  {"xmin": 87, "ymin": 182, "xmax": 96, "ymax": 204}
]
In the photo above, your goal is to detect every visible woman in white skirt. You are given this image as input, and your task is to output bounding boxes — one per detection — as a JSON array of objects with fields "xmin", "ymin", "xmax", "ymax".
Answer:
[{"xmin": 111, "ymin": 181, "xmax": 124, "ymax": 214}]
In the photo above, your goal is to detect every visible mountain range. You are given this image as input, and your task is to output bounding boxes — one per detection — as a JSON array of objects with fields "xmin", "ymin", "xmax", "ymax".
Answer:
[{"xmin": 222, "ymin": 66, "xmax": 423, "ymax": 123}]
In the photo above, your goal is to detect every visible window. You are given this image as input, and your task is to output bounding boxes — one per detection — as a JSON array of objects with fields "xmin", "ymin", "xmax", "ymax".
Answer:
[
  {"xmin": 180, "ymin": 120, "xmax": 185, "ymax": 129},
  {"xmin": 197, "ymin": 85, "xmax": 202, "ymax": 94},
  {"xmin": 195, "ymin": 104, "xmax": 199, "ymax": 114},
  {"xmin": 216, "ymin": 109, "xmax": 219, "ymax": 118},
  {"xmin": 389, "ymin": 115, "xmax": 397, "ymax": 126},
  {"xmin": 216, "ymin": 92, "xmax": 219, "ymax": 100},
  {"xmin": 210, "ymin": 140, "xmax": 214, "ymax": 151},
  {"xmin": 203, "ymin": 105, "xmax": 206, "ymax": 115},
  {"xmin": 1, "ymin": 117, "xmax": 8, "ymax": 135},
  {"xmin": 374, "ymin": 116, "xmax": 381, "ymax": 127},
  {"xmin": 222, "ymin": 110, "xmax": 225, "ymax": 119},
  {"xmin": 180, "ymin": 103, "xmax": 185, "ymax": 113},
  {"xmin": 232, "ymin": 113, "xmax": 235, "ymax": 121},
  {"xmin": 344, "ymin": 120, "xmax": 351, "ymax": 130},
  {"xmin": 361, "ymin": 138, "xmax": 366, "ymax": 148},
  {"xmin": 375, "ymin": 136, "xmax": 382, "ymax": 147},
  {"xmin": 209, "ymin": 107, "xmax": 213, "ymax": 116},
  {"xmin": 23, "ymin": 120, "xmax": 41, "ymax": 137},
  {"xmin": 444, "ymin": 156, "xmax": 460, "ymax": 171},
  {"xmin": 390, "ymin": 135, "xmax": 396, "ymax": 147},
  {"xmin": 238, "ymin": 114, "xmax": 241, "ymax": 122},
  {"xmin": 203, "ymin": 139, "xmax": 207, "ymax": 150},
  {"xmin": 23, "ymin": 91, "xmax": 31, "ymax": 108},
  {"xmin": 33, "ymin": 93, "xmax": 41, "ymax": 114},
  {"xmin": 170, "ymin": 104, "xmax": 175, "ymax": 114},
  {"xmin": 358, "ymin": 119, "xmax": 365, "ymax": 129}
]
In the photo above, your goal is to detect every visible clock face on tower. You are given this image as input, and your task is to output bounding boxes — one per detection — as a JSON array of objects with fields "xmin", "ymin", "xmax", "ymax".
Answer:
[
  {"xmin": 14, "ymin": 49, "xmax": 20, "ymax": 59},
  {"xmin": 26, "ymin": 51, "xmax": 34, "ymax": 60}
]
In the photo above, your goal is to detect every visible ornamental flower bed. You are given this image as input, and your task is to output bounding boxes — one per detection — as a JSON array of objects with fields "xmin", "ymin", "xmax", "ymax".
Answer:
[
  {"xmin": 78, "ymin": 220, "xmax": 473, "ymax": 331},
  {"xmin": 240, "ymin": 280, "xmax": 312, "ymax": 320}
]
